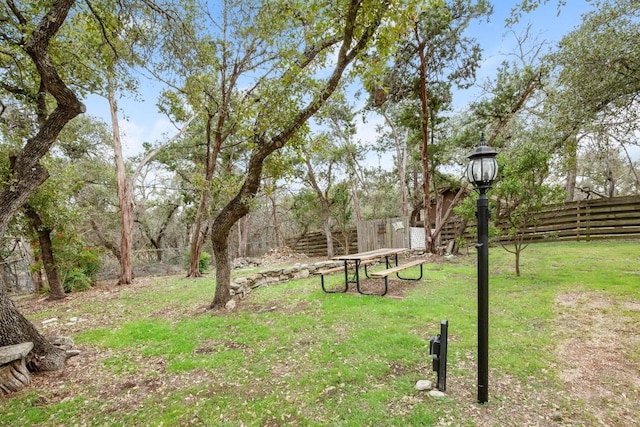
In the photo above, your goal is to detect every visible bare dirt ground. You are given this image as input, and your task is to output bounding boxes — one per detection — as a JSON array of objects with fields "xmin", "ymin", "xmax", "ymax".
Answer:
[
  {"xmin": 10, "ymin": 250, "xmax": 640, "ymax": 426},
  {"xmin": 553, "ymin": 292, "xmax": 640, "ymax": 426}
]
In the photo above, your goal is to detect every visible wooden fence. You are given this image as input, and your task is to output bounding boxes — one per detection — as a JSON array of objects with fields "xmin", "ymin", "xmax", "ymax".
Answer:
[
  {"xmin": 356, "ymin": 217, "xmax": 411, "ymax": 252},
  {"xmin": 285, "ymin": 230, "xmax": 357, "ymax": 257},
  {"xmin": 286, "ymin": 195, "xmax": 640, "ymax": 257},
  {"xmin": 356, "ymin": 216, "xmax": 465, "ymax": 252},
  {"xmin": 504, "ymin": 195, "xmax": 640, "ymax": 242},
  {"xmin": 356, "ymin": 196, "xmax": 640, "ymax": 253}
]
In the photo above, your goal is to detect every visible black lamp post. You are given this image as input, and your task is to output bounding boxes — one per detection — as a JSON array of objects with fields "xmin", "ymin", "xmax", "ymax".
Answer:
[{"xmin": 466, "ymin": 134, "xmax": 498, "ymax": 404}]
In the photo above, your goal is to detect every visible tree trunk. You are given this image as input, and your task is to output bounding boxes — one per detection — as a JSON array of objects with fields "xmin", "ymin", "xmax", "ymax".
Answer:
[
  {"xmin": 90, "ymin": 219, "xmax": 121, "ymax": 260},
  {"xmin": 187, "ymin": 216, "xmax": 209, "ymax": 277},
  {"xmin": 208, "ymin": 149, "xmax": 275, "ymax": 309},
  {"xmin": 0, "ymin": 256, "xmax": 13, "ymax": 293},
  {"xmin": 565, "ymin": 135, "xmax": 578, "ymax": 201},
  {"xmin": 431, "ymin": 187, "xmax": 467, "ymax": 252},
  {"xmin": 433, "ymin": 193, "xmax": 443, "ymax": 254},
  {"xmin": 211, "ymin": 231, "xmax": 232, "ymax": 308},
  {"xmin": 31, "ymin": 270, "xmax": 44, "ymax": 294},
  {"xmin": 305, "ymin": 158, "xmax": 334, "ymax": 258},
  {"xmin": 269, "ymin": 192, "xmax": 281, "ymax": 248},
  {"xmin": 417, "ymin": 41, "xmax": 435, "ymax": 253},
  {"xmin": 137, "ymin": 203, "xmax": 179, "ymax": 262},
  {"xmin": 187, "ymin": 115, "xmax": 218, "ymax": 277},
  {"xmin": 108, "ymin": 87, "xmax": 134, "ymax": 285},
  {"xmin": 0, "ymin": 286, "xmax": 67, "ymax": 372},
  {"xmin": 239, "ymin": 215, "xmax": 249, "ymax": 258},
  {"xmin": 348, "ymin": 173, "xmax": 363, "ymax": 222},
  {"xmin": 23, "ymin": 205, "xmax": 65, "ymax": 300},
  {"xmin": 322, "ymin": 210, "xmax": 335, "ymax": 259},
  {"xmin": 382, "ymin": 110, "xmax": 409, "ymax": 218},
  {"xmin": 606, "ymin": 168, "xmax": 615, "ymax": 198}
]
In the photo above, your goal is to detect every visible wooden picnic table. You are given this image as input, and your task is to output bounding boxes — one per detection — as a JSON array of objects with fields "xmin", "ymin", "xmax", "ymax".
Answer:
[{"xmin": 321, "ymin": 247, "xmax": 411, "ymax": 295}]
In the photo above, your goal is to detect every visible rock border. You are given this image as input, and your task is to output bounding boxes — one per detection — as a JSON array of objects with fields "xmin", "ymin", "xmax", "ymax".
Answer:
[{"xmin": 230, "ymin": 260, "xmax": 342, "ymax": 298}]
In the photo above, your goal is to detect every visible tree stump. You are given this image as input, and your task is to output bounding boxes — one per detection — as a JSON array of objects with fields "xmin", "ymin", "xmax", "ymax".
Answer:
[{"xmin": 0, "ymin": 342, "xmax": 34, "ymax": 394}]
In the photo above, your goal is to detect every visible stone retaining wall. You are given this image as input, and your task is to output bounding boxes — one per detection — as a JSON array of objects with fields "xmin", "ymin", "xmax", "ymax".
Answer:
[{"xmin": 230, "ymin": 260, "xmax": 342, "ymax": 298}]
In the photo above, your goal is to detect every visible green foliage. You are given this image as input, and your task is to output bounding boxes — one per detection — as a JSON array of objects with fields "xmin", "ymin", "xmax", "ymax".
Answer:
[
  {"xmin": 489, "ymin": 134, "xmax": 566, "ymax": 275},
  {"xmin": 329, "ymin": 182, "xmax": 353, "ymax": 226},
  {"xmin": 290, "ymin": 188, "xmax": 322, "ymax": 232},
  {"xmin": 30, "ymin": 235, "xmax": 100, "ymax": 293},
  {"xmin": 198, "ymin": 251, "xmax": 212, "ymax": 273},
  {"xmin": 493, "ymin": 140, "xmax": 565, "ymax": 236},
  {"xmin": 361, "ymin": 168, "xmax": 406, "ymax": 220},
  {"xmin": 541, "ymin": 0, "xmax": 640, "ymax": 196},
  {"xmin": 184, "ymin": 250, "xmax": 212, "ymax": 274},
  {"xmin": 51, "ymin": 234, "xmax": 101, "ymax": 292},
  {"xmin": 547, "ymin": 0, "xmax": 640, "ymax": 125},
  {"xmin": 61, "ymin": 267, "xmax": 93, "ymax": 293}
]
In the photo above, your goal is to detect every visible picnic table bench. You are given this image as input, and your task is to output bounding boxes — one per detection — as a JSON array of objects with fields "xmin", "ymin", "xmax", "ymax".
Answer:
[
  {"xmin": 319, "ymin": 259, "xmax": 377, "ymax": 293},
  {"xmin": 369, "ymin": 258, "xmax": 426, "ymax": 296}
]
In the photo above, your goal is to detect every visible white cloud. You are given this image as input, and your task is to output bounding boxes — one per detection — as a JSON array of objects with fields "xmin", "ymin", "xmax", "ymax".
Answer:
[
  {"xmin": 120, "ymin": 115, "xmax": 175, "ymax": 159},
  {"xmin": 355, "ymin": 111, "xmax": 391, "ymax": 170}
]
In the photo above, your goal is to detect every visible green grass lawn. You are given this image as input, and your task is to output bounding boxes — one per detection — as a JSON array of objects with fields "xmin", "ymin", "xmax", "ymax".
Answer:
[{"xmin": 3, "ymin": 240, "xmax": 639, "ymax": 426}]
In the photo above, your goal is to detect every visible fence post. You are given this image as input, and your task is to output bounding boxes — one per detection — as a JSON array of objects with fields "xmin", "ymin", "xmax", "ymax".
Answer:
[
  {"xmin": 576, "ymin": 202, "xmax": 581, "ymax": 241},
  {"xmin": 586, "ymin": 203, "xmax": 591, "ymax": 241}
]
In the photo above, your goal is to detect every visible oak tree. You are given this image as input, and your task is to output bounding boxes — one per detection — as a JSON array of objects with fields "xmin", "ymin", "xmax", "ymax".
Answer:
[{"xmin": 0, "ymin": 0, "xmax": 85, "ymax": 371}]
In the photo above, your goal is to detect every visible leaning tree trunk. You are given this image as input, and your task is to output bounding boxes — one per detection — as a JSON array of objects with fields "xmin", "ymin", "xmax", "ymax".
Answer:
[
  {"xmin": 211, "ymin": 231, "xmax": 233, "ymax": 308},
  {"xmin": 0, "ymin": 256, "xmax": 12, "ymax": 293},
  {"xmin": 24, "ymin": 205, "xmax": 65, "ymax": 300},
  {"xmin": 187, "ymin": 202, "xmax": 211, "ymax": 278},
  {"xmin": 238, "ymin": 215, "xmax": 249, "ymax": 258},
  {"xmin": 209, "ymin": 154, "xmax": 266, "ymax": 309}
]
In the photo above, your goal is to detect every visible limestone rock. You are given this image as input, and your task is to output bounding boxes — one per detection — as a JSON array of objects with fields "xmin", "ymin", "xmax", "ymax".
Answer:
[
  {"xmin": 415, "ymin": 379, "xmax": 434, "ymax": 391},
  {"xmin": 428, "ymin": 390, "xmax": 446, "ymax": 398},
  {"xmin": 225, "ymin": 299, "xmax": 237, "ymax": 311}
]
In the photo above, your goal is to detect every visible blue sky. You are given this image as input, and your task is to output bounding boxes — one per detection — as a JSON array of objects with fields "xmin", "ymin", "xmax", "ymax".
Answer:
[
  {"xmin": 455, "ymin": 0, "xmax": 593, "ymax": 107},
  {"xmin": 83, "ymin": 1, "xmax": 598, "ymax": 160}
]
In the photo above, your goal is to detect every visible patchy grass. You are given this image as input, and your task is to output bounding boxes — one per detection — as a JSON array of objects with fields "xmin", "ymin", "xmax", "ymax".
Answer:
[{"xmin": 3, "ymin": 240, "xmax": 639, "ymax": 426}]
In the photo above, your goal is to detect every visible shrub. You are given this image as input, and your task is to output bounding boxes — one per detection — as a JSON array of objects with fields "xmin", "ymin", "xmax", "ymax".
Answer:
[
  {"xmin": 198, "ymin": 252, "xmax": 212, "ymax": 273},
  {"xmin": 183, "ymin": 251, "xmax": 213, "ymax": 274},
  {"xmin": 51, "ymin": 234, "xmax": 101, "ymax": 292}
]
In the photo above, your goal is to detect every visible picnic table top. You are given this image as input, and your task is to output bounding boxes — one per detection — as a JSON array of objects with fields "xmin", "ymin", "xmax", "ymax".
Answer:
[{"xmin": 331, "ymin": 247, "xmax": 408, "ymax": 262}]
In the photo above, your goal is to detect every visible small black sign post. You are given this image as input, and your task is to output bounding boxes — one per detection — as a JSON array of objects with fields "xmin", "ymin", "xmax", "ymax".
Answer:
[{"xmin": 429, "ymin": 320, "xmax": 448, "ymax": 391}]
